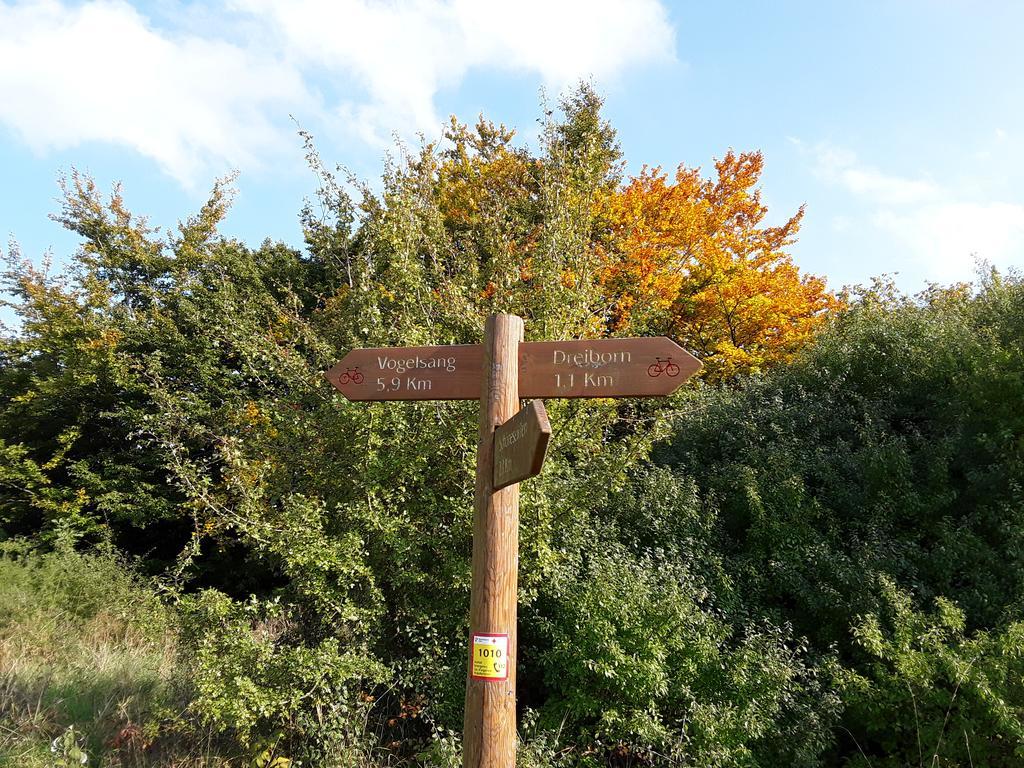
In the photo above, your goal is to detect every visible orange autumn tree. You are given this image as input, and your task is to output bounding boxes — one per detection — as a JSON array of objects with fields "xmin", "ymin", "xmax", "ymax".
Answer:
[
  {"xmin": 598, "ymin": 151, "xmax": 842, "ymax": 381},
  {"xmin": 424, "ymin": 93, "xmax": 840, "ymax": 381}
]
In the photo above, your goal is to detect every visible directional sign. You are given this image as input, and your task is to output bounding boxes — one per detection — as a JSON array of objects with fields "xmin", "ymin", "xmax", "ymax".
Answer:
[
  {"xmin": 324, "ymin": 344, "xmax": 482, "ymax": 401},
  {"xmin": 326, "ymin": 337, "xmax": 701, "ymax": 401},
  {"xmin": 323, "ymin": 316, "xmax": 704, "ymax": 768},
  {"xmin": 518, "ymin": 337, "xmax": 701, "ymax": 398},
  {"xmin": 493, "ymin": 400, "xmax": 551, "ymax": 490}
]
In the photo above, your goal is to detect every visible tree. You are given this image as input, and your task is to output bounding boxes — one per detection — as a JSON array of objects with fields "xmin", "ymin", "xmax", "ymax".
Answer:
[
  {"xmin": 598, "ymin": 151, "xmax": 841, "ymax": 380},
  {"xmin": 1, "ymin": 85, "xmax": 849, "ymax": 763}
]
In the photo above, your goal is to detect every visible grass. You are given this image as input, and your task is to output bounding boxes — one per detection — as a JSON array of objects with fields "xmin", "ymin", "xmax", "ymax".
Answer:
[
  {"xmin": 0, "ymin": 547, "xmax": 548, "ymax": 767},
  {"xmin": 0, "ymin": 547, "xmax": 236, "ymax": 767}
]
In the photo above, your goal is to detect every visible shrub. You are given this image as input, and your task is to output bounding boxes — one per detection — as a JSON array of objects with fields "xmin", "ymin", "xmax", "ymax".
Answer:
[{"xmin": 842, "ymin": 577, "xmax": 1024, "ymax": 766}]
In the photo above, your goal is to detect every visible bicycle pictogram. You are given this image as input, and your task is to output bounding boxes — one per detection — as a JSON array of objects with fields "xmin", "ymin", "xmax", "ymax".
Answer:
[
  {"xmin": 338, "ymin": 367, "xmax": 364, "ymax": 385},
  {"xmin": 647, "ymin": 357, "xmax": 680, "ymax": 378}
]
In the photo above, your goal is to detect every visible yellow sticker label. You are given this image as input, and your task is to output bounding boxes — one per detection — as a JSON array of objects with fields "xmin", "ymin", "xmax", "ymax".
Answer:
[{"xmin": 471, "ymin": 633, "xmax": 508, "ymax": 681}]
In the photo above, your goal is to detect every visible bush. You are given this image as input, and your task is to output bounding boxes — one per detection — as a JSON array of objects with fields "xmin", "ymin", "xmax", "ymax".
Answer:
[
  {"xmin": 179, "ymin": 588, "xmax": 388, "ymax": 763},
  {"xmin": 842, "ymin": 577, "xmax": 1024, "ymax": 767},
  {"xmin": 651, "ymin": 272, "xmax": 1024, "ymax": 764},
  {"xmin": 530, "ymin": 544, "xmax": 839, "ymax": 766}
]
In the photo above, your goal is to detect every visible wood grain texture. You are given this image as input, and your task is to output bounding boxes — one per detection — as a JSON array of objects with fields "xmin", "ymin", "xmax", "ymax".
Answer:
[
  {"xmin": 324, "ymin": 344, "xmax": 482, "ymax": 401},
  {"xmin": 519, "ymin": 337, "xmax": 702, "ymax": 398},
  {"xmin": 493, "ymin": 399, "xmax": 551, "ymax": 491},
  {"xmin": 325, "ymin": 337, "xmax": 702, "ymax": 402},
  {"xmin": 463, "ymin": 314, "xmax": 523, "ymax": 768}
]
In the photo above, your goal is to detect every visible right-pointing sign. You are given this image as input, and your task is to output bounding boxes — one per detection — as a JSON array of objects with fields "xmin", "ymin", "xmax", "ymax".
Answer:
[{"xmin": 518, "ymin": 337, "xmax": 701, "ymax": 398}]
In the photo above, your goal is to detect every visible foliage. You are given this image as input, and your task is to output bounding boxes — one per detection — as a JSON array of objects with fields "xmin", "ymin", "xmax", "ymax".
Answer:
[
  {"xmin": 841, "ymin": 576, "xmax": 1024, "ymax": 767},
  {"xmin": 1, "ymin": 86, "xmax": 692, "ymax": 760},
  {"xmin": 50, "ymin": 725, "xmax": 89, "ymax": 766},
  {"xmin": 5, "ymin": 80, "xmax": 1023, "ymax": 767},
  {"xmin": 428, "ymin": 98, "xmax": 840, "ymax": 381},
  {"xmin": 596, "ymin": 153, "xmax": 840, "ymax": 380},
  {"xmin": 179, "ymin": 589, "xmax": 387, "ymax": 758},
  {"xmin": 655, "ymin": 270, "xmax": 1024, "ymax": 764},
  {"xmin": 530, "ymin": 540, "xmax": 839, "ymax": 766},
  {"xmin": 658, "ymin": 273, "xmax": 1024, "ymax": 640}
]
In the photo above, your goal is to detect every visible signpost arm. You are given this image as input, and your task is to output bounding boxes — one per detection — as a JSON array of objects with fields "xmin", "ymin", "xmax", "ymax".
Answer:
[{"xmin": 464, "ymin": 313, "xmax": 523, "ymax": 768}]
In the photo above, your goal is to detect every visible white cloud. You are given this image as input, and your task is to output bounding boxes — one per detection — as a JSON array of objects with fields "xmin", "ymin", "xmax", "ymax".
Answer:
[
  {"xmin": 0, "ymin": 0, "xmax": 675, "ymax": 185},
  {"xmin": 805, "ymin": 141, "xmax": 941, "ymax": 206},
  {"xmin": 874, "ymin": 202, "xmax": 1024, "ymax": 283},
  {"xmin": 800, "ymin": 140, "xmax": 1024, "ymax": 282},
  {"xmin": 232, "ymin": 0, "xmax": 675, "ymax": 145},
  {"xmin": 0, "ymin": 0, "xmax": 313, "ymax": 187}
]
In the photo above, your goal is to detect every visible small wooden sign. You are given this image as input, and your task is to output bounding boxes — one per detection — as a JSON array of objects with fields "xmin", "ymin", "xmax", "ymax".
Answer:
[
  {"xmin": 493, "ymin": 400, "xmax": 551, "ymax": 490},
  {"xmin": 324, "ymin": 344, "xmax": 483, "ymax": 401},
  {"xmin": 518, "ymin": 337, "xmax": 701, "ymax": 398}
]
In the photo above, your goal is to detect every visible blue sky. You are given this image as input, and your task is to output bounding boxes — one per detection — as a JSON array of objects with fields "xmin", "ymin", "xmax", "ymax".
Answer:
[{"xmin": 3, "ymin": 0, "xmax": 1023, "ymax": 331}]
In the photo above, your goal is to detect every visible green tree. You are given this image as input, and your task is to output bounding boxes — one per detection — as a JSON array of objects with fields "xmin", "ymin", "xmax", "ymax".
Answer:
[
  {"xmin": 1, "ymin": 87, "xmax": 700, "ymax": 759},
  {"xmin": 653, "ymin": 271, "xmax": 1024, "ymax": 764}
]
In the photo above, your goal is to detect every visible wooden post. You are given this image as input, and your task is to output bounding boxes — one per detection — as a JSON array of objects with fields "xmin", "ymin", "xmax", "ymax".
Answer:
[
  {"xmin": 463, "ymin": 313, "xmax": 523, "ymax": 768},
  {"xmin": 324, "ymin": 321, "xmax": 702, "ymax": 766}
]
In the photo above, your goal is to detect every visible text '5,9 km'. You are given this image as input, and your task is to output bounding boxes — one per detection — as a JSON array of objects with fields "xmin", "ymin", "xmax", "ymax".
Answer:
[{"xmin": 324, "ymin": 319, "xmax": 701, "ymax": 768}]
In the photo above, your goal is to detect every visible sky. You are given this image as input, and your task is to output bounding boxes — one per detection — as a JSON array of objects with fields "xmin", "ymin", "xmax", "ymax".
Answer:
[{"xmin": 2, "ymin": 0, "xmax": 1024, "ymax": 330}]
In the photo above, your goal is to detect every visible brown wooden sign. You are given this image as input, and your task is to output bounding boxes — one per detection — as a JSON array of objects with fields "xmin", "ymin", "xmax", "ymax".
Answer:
[
  {"xmin": 324, "ymin": 319, "xmax": 703, "ymax": 768},
  {"xmin": 326, "ymin": 337, "xmax": 701, "ymax": 402},
  {"xmin": 493, "ymin": 400, "xmax": 551, "ymax": 490},
  {"xmin": 324, "ymin": 344, "xmax": 482, "ymax": 401},
  {"xmin": 518, "ymin": 337, "xmax": 701, "ymax": 398}
]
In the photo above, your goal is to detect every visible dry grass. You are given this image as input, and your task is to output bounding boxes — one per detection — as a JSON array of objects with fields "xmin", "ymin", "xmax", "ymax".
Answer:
[
  {"xmin": 0, "ymin": 548, "xmax": 239, "ymax": 767},
  {"xmin": 0, "ymin": 549, "xmax": 454, "ymax": 768}
]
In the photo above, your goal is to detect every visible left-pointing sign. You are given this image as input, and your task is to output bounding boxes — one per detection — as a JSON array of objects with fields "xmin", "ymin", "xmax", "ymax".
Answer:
[{"xmin": 324, "ymin": 344, "xmax": 483, "ymax": 401}]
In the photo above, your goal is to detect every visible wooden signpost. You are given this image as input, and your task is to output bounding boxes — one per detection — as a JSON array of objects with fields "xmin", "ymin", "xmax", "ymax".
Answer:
[
  {"xmin": 325, "ymin": 317, "xmax": 701, "ymax": 768},
  {"xmin": 518, "ymin": 337, "xmax": 702, "ymax": 398},
  {"xmin": 325, "ymin": 336, "xmax": 699, "ymax": 401},
  {"xmin": 325, "ymin": 343, "xmax": 482, "ymax": 400}
]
